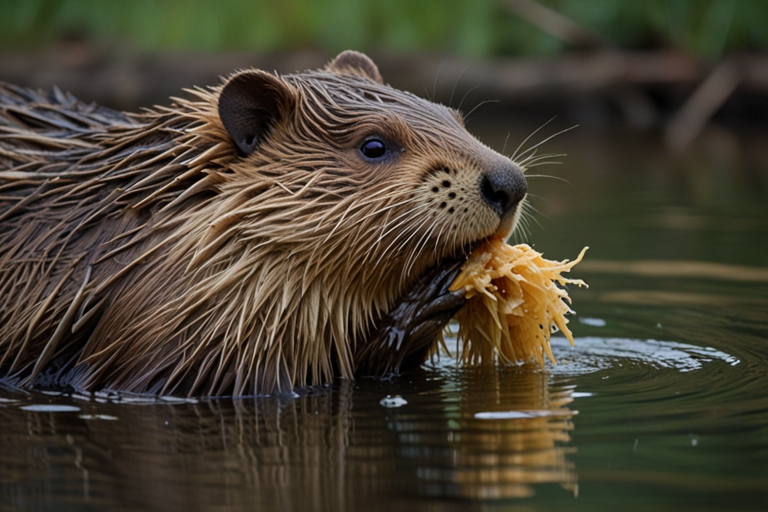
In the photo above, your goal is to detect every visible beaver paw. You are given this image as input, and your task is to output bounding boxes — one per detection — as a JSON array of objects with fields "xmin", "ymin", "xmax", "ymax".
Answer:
[{"xmin": 354, "ymin": 259, "xmax": 466, "ymax": 377}]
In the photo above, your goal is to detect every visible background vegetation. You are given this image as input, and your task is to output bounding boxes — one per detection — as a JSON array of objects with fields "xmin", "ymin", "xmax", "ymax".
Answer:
[{"xmin": 2, "ymin": 0, "xmax": 767, "ymax": 59}]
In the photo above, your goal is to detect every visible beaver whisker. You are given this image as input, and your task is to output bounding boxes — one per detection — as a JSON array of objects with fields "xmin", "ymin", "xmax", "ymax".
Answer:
[
  {"xmin": 384, "ymin": 208, "xmax": 434, "ymax": 256},
  {"xmin": 521, "ymin": 201, "xmax": 544, "ymax": 231},
  {"xmin": 369, "ymin": 215, "xmax": 418, "ymax": 259},
  {"xmin": 376, "ymin": 211, "xmax": 433, "ymax": 268},
  {"xmin": 518, "ymin": 153, "xmax": 566, "ymax": 167},
  {"xmin": 359, "ymin": 205, "xmax": 403, "ymax": 265},
  {"xmin": 463, "ymin": 99, "xmax": 500, "ymax": 124},
  {"xmin": 368, "ymin": 202, "xmax": 432, "ymax": 258},
  {"xmin": 456, "ymin": 84, "xmax": 482, "ymax": 115},
  {"xmin": 383, "ymin": 211, "xmax": 436, "ymax": 266},
  {"xmin": 311, "ymin": 182, "xmax": 406, "ymax": 226},
  {"xmin": 514, "ymin": 203, "xmax": 534, "ymax": 241},
  {"xmin": 328, "ymin": 193, "xmax": 421, "ymax": 241},
  {"xmin": 348, "ymin": 204, "xmax": 418, "ymax": 264},
  {"xmin": 357, "ymin": 190, "xmax": 422, "ymax": 216},
  {"xmin": 501, "ymin": 131, "xmax": 512, "ymax": 155},
  {"xmin": 373, "ymin": 198, "xmax": 428, "ymax": 236},
  {"xmin": 430, "ymin": 60, "xmax": 445, "ymax": 103},
  {"xmin": 517, "ymin": 148, "xmax": 541, "ymax": 167},
  {"xmin": 524, "ymin": 162, "xmax": 564, "ymax": 171},
  {"xmin": 432, "ymin": 222, "xmax": 449, "ymax": 261},
  {"xmin": 424, "ymin": 219, "xmax": 453, "ymax": 265},
  {"xmin": 518, "ymin": 156, "xmax": 562, "ymax": 170},
  {"xmin": 362, "ymin": 200, "xmax": 423, "ymax": 245},
  {"xmin": 404, "ymin": 218, "xmax": 442, "ymax": 275},
  {"xmin": 525, "ymin": 174, "xmax": 569, "ymax": 182},
  {"xmin": 509, "ymin": 117, "xmax": 554, "ymax": 162},
  {"xmin": 515, "ymin": 126, "xmax": 578, "ymax": 164},
  {"xmin": 447, "ymin": 66, "xmax": 470, "ymax": 109}
]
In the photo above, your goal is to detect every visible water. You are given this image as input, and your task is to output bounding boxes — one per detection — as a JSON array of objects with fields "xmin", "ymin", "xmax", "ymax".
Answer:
[{"xmin": 2, "ymin": 127, "xmax": 767, "ymax": 511}]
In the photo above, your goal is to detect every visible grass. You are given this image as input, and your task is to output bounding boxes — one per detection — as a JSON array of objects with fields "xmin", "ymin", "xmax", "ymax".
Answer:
[{"xmin": 1, "ymin": 0, "xmax": 767, "ymax": 58}]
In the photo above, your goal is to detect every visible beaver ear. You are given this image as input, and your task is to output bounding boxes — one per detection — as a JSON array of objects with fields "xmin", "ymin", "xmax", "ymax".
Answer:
[
  {"xmin": 326, "ymin": 50, "xmax": 383, "ymax": 84},
  {"xmin": 218, "ymin": 71, "xmax": 295, "ymax": 156}
]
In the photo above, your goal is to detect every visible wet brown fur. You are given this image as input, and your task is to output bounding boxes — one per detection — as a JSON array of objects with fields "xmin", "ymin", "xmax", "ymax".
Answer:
[{"xmin": 0, "ymin": 52, "xmax": 522, "ymax": 396}]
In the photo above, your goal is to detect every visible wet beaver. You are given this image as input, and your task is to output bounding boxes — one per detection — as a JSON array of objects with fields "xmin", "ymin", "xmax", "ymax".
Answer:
[{"xmin": 0, "ymin": 51, "xmax": 527, "ymax": 396}]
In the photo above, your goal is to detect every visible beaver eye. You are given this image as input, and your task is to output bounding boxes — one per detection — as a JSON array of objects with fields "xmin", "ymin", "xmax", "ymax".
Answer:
[{"xmin": 360, "ymin": 138, "xmax": 387, "ymax": 159}]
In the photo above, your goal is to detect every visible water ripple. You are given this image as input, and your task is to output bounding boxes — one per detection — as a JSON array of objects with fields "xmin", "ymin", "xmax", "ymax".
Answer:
[{"xmin": 549, "ymin": 336, "xmax": 740, "ymax": 376}]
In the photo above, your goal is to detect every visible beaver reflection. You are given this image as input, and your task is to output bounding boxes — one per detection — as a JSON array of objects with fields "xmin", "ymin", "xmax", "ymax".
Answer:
[
  {"xmin": 396, "ymin": 367, "xmax": 578, "ymax": 499},
  {"xmin": 0, "ymin": 370, "xmax": 577, "ymax": 509}
]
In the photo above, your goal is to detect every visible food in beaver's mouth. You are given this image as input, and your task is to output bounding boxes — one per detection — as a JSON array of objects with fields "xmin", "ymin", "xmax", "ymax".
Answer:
[{"xmin": 444, "ymin": 237, "xmax": 588, "ymax": 367}]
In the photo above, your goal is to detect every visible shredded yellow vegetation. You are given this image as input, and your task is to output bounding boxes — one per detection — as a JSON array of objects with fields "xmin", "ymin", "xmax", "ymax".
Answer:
[{"xmin": 447, "ymin": 238, "xmax": 588, "ymax": 368}]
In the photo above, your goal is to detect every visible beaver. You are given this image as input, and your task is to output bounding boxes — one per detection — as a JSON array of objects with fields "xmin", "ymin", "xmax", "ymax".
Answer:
[{"xmin": 0, "ymin": 51, "xmax": 527, "ymax": 396}]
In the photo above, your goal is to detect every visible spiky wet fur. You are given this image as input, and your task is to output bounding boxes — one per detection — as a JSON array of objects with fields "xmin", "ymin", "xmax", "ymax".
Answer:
[{"xmin": 0, "ymin": 61, "xmax": 517, "ymax": 396}]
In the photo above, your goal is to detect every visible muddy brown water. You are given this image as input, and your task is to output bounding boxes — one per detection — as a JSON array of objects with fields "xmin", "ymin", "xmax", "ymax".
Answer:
[{"xmin": 1, "ymin": 126, "xmax": 767, "ymax": 511}]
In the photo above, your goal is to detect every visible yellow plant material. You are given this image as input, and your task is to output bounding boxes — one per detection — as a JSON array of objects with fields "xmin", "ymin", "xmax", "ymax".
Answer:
[{"xmin": 448, "ymin": 238, "xmax": 588, "ymax": 368}]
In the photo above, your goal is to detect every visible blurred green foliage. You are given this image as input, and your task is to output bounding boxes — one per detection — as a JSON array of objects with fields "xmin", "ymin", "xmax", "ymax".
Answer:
[{"xmin": 1, "ymin": 0, "xmax": 766, "ymax": 58}]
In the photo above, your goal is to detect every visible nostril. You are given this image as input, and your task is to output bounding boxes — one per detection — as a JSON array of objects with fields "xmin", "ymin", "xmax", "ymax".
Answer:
[
  {"xmin": 479, "ymin": 165, "xmax": 527, "ymax": 217},
  {"xmin": 480, "ymin": 175, "xmax": 512, "ymax": 214}
]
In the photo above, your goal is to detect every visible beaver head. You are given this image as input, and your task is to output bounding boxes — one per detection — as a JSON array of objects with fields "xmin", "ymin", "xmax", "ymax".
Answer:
[
  {"xmin": 0, "ymin": 51, "xmax": 526, "ymax": 396},
  {"xmin": 208, "ymin": 50, "xmax": 527, "ymax": 390}
]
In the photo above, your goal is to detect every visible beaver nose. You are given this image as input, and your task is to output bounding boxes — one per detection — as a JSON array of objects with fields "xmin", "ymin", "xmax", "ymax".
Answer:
[{"xmin": 479, "ymin": 162, "xmax": 527, "ymax": 217}]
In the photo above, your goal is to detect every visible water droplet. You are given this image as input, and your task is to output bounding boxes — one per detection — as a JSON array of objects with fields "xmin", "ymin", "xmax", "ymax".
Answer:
[
  {"xmin": 579, "ymin": 317, "xmax": 607, "ymax": 327},
  {"xmin": 79, "ymin": 414, "xmax": 118, "ymax": 421},
  {"xmin": 21, "ymin": 404, "xmax": 80, "ymax": 413},
  {"xmin": 380, "ymin": 395, "xmax": 407, "ymax": 408}
]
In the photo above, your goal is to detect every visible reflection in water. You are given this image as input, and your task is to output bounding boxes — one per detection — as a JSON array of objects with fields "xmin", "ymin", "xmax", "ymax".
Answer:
[
  {"xmin": 1, "ymin": 127, "xmax": 767, "ymax": 510},
  {"xmin": 0, "ymin": 386, "xmax": 356, "ymax": 511},
  {"xmin": 392, "ymin": 368, "xmax": 577, "ymax": 499},
  {"xmin": 0, "ymin": 369, "xmax": 578, "ymax": 510}
]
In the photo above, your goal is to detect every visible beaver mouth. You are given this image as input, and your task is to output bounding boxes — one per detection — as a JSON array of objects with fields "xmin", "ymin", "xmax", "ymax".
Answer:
[
  {"xmin": 463, "ymin": 236, "xmax": 492, "ymax": 260},
  {"xmin": 354, "ymin": 234, "xmax": 490, "ymax": 378},
  {"xmin": 405, "ymin": 202, "xmax": 525, "ymax": 315},
  {"xmin": 355, "ymin": 194, "xmax": 526, "ymax": 377}
]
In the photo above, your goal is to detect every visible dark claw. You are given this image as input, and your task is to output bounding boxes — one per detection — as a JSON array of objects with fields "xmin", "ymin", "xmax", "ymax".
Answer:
[
  {"xmin": 354, "ymin": 258, "xmax": 467, "ymax": 377},
  {"xmin": 413, "ymin": 288, "xmax": 466, "ymax": 325}
]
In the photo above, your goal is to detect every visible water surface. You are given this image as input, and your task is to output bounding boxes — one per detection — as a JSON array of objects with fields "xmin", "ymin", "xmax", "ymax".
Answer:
[{"xmin": 2, "ymin": 128, "xmax": 767, "ymax": 511}]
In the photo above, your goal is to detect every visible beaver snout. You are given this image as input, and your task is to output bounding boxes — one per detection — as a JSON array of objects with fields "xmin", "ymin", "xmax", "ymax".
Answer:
[{"xmin": 479, "ymin": 162, "xmax": 527, "ymax": 218}]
